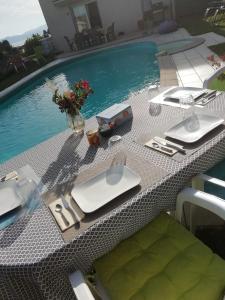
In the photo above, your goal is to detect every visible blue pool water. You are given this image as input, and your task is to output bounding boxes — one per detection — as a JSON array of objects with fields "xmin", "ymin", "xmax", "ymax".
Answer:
[{"xmin": 0, "ymin": 42, "xmax": 159, "ymax": 163}]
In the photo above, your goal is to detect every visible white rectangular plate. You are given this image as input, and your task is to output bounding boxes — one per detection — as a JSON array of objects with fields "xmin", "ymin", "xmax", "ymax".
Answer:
[
  {"xmin": 71, "ymin": 166, "xmax": 141, "ymax": 213},
  {"xmin": 163, "ymin": 87, "xmax": 206, "ymax": 103},
  {"xmin": 165, "ymin": 114, "xmax": 224, "ymax": 143},
  {"xmin": 0, "ymin": 181, "xmax": 22, "ymax": 217}
]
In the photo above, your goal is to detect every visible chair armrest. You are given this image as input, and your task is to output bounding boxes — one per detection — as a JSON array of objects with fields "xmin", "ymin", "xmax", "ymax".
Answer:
[
  {"xmin": 176, "ymin": 187, "xmax": 225, "ymax": 223},
  {"xmin": 203, "ymin": 66, "xmax": 225, "ymax": 89},
  {"xmin": 192, "ymin": 174, "xmax": 225, "ymax": 191},
  {"xmin": 69, "ymin": 271, "xmax": 95, "ymax": 300}
]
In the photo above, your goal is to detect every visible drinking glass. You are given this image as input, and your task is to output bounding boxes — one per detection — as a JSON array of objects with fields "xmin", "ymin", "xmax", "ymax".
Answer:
[
  {"xmin": 179, "ymin": 94, "xmax": 195, "ymax": 120},
  {"xmin": 180, "ymin": 95, "xmax": 200, "ymax": 132},
  {"xmin": 108, "ymin": 135, "xmax": 126, "ymax": 166},
  {"xmin": 148, "ymin": 82, "xmax": 162, "ymax": 117},
  {"xmin": 15, "ymin": 178, "xmax": 40, "ymax": 206},
  {"xmin": 148, "ymin": 82, "xmax": 160, "ymax": 100},
  {"xmin": 149, "ymin": 102, "xmax": 162, "ymax": 117},
  {"xmin": 108, "ymin": 135, "xmax": 123, "ymax": 150}
]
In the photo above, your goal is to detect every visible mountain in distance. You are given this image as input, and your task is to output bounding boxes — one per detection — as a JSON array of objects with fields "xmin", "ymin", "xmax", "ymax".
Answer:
[{"xmin": 1, "ymin": 24, "xmax": 48, "ymax": 47}]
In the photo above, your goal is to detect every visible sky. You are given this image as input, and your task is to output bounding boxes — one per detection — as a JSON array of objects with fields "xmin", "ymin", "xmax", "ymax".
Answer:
[{"xmin": 0, "ymin": 0, "xmax": 46, "ymax": 39}]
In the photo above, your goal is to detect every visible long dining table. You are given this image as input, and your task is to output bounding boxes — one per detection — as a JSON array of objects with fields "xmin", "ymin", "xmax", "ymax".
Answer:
[{"xmin": 1, "ymin": 88, "xmax": 225, "ymax": 299}]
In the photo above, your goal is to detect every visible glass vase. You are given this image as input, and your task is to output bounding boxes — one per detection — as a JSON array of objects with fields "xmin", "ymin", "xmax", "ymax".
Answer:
[{"xmin": 67, "ymin": 111, "xmax": 85, "ymax": 134}]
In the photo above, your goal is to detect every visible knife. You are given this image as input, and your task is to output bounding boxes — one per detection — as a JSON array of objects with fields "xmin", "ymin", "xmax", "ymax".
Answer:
[
  {"xmin": 61, "ymin": 194, "xmax": 79, "ymax": 224},
  {"xmin": 154, "ymin": 137, "xmax": 186, "ymax": 154}
]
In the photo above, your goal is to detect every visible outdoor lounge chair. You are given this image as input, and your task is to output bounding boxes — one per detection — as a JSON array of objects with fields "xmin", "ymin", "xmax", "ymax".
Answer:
[
  {"xmin": 204, "ymin": 0, "xmax": 225, "ymax": 22},
  {"xmin": 207, "ymin": 7, "xmax": 225, "ymax": 23},
  {"xmin": 69, "ymin": 174, "xmax": 225, "ymax": 300},
  {"xmin": 74, "ymin": 32, "xmax": 90, "ymax": 50},
  {"xmin": 64, "ymin": 36, "xmax": 75, "ymax": 52}
]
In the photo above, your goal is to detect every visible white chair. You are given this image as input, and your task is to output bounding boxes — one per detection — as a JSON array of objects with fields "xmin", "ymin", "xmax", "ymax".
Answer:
[
  {"xmin": 203, "ymin": 65, "xmax": 225, "ymax": 89},
  {"xmin": 69, "ymin": 175, "xmax": 225, "ymax": 300}
]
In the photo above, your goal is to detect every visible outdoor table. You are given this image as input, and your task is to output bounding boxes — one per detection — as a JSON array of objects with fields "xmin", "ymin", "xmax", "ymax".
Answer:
[{"xmin": 1, "ymin": 88, "xmax": 225, "ymax": 299}]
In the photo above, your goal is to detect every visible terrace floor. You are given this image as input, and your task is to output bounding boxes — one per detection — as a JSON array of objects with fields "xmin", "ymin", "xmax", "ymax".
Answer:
[{"xmin": 150, "ymin": 28, "xmax": 225, "ymax": 88}]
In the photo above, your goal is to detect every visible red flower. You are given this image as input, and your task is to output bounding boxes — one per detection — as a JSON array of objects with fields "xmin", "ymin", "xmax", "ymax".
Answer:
[{"xmin": 81, "ymin": 80, "xmax": 90, "ymax": 90}]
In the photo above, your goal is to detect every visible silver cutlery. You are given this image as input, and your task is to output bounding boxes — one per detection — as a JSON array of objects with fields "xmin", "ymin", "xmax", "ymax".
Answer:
[
  {"xmin": 154, "ymin": 136, "xmax": 186, "ymax": 154},
  {"xmin": 0, "ymin": 171, "xmax": 18, "ymax": 183},
  {"xmin": 152, "ymin": 140, "xmax": 173, "ymax": 154},
  {"xmin": 61, "ymin": 194, "xmax": 79, "ymax": 224},
  {"xmin": 55, "ymin": 204, "xmax": 70, "ymax": 227},
  {"xmin": 197, "ymin": 91, "xmax": 217, "ymax": 106}
]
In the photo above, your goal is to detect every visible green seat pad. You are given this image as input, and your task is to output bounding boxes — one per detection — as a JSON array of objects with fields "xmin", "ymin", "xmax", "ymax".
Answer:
[{"xmin": 94, "ymin": 213, "xmax": 225, "ymax": 300}]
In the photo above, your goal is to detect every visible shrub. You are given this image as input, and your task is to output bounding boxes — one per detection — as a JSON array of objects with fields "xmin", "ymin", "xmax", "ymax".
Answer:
[
  {"xmin": 24, "ymin": 34, "xmax": 42, "ymax": 56},
  {"xmin": 0, "ymin": 40, "xmax": 13, "ymax": 54}
]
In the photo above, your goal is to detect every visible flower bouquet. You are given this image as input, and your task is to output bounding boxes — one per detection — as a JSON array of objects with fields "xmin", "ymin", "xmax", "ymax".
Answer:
[{"xmin": 50, "ymin": 80, "xmax": 93, "ymax": 133}]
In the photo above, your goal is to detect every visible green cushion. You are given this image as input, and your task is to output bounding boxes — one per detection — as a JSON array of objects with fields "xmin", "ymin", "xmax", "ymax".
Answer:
[{"xmin": 94, "ymin": 213, "xmax": 225, "ymax": 300}]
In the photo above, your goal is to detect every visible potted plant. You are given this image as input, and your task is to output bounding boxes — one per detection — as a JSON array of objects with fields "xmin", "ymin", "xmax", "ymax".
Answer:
[{"xmin": 49, "ymin": 79, "xmax": 93, "ymax": 134}]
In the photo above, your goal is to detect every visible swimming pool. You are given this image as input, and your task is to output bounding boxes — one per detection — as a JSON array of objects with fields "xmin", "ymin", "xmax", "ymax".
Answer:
[{"xmin": 0, "ymin": 42, "xmax": 159, "ymax": 163}]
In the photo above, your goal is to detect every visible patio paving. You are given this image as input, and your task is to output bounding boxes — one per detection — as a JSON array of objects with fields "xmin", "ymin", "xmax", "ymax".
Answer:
[
  {"xmin": 149, "ymin": 28, "xmax": 225, "ymax": 88},
  {"xmin": 197, "ymin": 32, "xmax": 225, "ymax": 47}
]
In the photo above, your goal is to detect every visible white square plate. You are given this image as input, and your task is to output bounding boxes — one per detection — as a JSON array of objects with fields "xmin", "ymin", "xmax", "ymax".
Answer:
[
  {"xmin": 165, "ymin": 114, "xmax": 224, "ymax": 143},
  {"xmin": 71, "ymin": 165, "xmax": 141, "ymax": 213},
  {"xmin": 163, "ymin": 87, "xmax": 206, "ymax": 103}
]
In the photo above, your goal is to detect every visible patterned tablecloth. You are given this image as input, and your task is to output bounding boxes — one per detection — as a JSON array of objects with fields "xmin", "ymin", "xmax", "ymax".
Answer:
[{"xmin": 1, "ymin": 89, "xmax": 225, "ymax": 299}]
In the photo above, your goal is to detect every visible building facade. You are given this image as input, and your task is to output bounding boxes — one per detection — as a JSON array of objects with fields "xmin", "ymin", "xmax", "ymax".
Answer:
[{"xmin": 38, "ymin": 0, "xmax": 172, "ymax": 53}]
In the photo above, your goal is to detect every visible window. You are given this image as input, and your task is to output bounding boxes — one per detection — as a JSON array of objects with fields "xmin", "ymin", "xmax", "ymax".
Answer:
[
  {"xmin": 73, "ymin": 4, "xmax": 90, "ymax": 32},
  {"xmin": 73, "ymin": 1, "xmax": 102, "ymax": 32}
]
